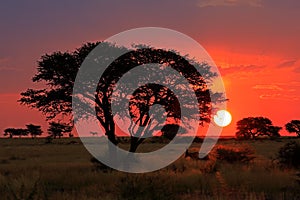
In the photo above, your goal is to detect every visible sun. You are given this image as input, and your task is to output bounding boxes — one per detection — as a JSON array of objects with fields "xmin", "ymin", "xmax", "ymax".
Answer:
[{"xmin": 213, "ymin": 110, "xmax": 232, "ymax": 127}]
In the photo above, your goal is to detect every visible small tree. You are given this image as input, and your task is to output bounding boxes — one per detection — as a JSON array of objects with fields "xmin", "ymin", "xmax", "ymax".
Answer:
[
  {"xmin": 26, "ymin": 124, "xmax": 43, "ymax": 138},
  {"xmin": 4, "ymin": 128, "xmax": 14, "ymax": 138},
  {"xmin": 48, "ymin": 122, "xmax": 72, "ymax": 138},
  {"xmin": 236, "ymin": 117, "xmax": 281, "ymax": 139},
  {"xmin": 4, "ymin": 128, "xmax": 29, "ymax": 138},
  {"xmin": 285, "ymin": 120, "xmax": 300, "ymax": 137}
]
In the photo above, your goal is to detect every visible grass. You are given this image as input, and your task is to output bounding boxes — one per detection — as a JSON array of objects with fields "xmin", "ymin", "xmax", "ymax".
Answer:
[{"xmin": 0, "ymin": 137, "xmax": 299, "ymax": 199}]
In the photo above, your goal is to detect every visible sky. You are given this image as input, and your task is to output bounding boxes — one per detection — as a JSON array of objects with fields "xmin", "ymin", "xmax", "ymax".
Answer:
[{"xmin": 0, "ymin": 0, "xmax": 300, "ymax": 137}]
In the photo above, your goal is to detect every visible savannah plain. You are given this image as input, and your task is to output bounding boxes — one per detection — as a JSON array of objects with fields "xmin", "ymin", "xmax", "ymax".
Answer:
[{"xmin": 0, "ymin": 137, "xmax": 300, "ymax": 200}]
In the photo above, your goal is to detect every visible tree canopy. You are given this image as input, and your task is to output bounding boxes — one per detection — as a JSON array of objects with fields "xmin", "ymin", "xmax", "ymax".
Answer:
[
  {"xmin": 236, "ymin": 117, "xmax": 281, "ymax": 139},
  {"xmin": 19, "ymin": 42, "xmax": 225, "ymax": 152},
  {"xmin": 26, "ymin": 124, "xmax": 43, "ymax": 138},
  {"xmin": 4, "ymin": 128, "xmax": 29, "ymax": 138},
  {"xmin": 19, "ymin": 42, "xmax": 100, "ymax": 122},
  {"xmin": 285, "ymin": 120, "xmax": 300, "ymax": 137},
  {"xmin": 47, "ymin": 122, "xmax": 72, "ymax": 139}
]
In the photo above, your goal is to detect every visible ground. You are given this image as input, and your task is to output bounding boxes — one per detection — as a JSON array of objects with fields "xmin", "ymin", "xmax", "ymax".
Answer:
[{"xmin": 0, "ymin": 137, "xmax": 299, "ymax": 200}]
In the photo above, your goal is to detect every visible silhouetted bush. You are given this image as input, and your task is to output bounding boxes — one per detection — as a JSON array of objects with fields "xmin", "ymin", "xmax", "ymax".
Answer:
[
  {"xmin": 215, "ymin": 145, "xmax": 255, "ymax": 164},
  {"xmin": 192, "ymin": 137, "xmax": 203, "ymax": 143},
  {"xmin": 277, "ymin": 141, "xmax": 300, "ymax": 168},
  {"xmin": 45, "ymin": 136, "xmax": 53, "ymax": 144}
]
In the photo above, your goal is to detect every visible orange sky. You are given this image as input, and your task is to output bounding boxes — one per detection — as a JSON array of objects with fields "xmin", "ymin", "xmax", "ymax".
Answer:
[
  {"xmin": 207, "ymin": 46, "xmax": 300, "ymax": 136},
  {"xmin": 0, "ymin": 0, "xmax": 300, "ymax": 137}
]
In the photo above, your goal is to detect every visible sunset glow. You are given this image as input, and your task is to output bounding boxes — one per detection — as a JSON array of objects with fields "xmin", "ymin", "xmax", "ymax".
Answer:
[
  {"xmin": 0, "ymin": 1, "xmax": 299, "ymax": 138},
  {"xmin": 1, "ymin": 1, "xmax": 300, "ymax": 198}
]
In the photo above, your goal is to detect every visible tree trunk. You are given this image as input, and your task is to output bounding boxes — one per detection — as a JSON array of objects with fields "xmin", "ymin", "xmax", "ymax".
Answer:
[
  {"xmin": 129, "ymin": 137, "xmax": 138, "ymax": 152},
  {"xmin": 107, "ymin": 131, "xmax": 117, "ymax": 145},
  {"xmin": 129, "ymin": 137, "xmax": 145, "ymax": 152}
]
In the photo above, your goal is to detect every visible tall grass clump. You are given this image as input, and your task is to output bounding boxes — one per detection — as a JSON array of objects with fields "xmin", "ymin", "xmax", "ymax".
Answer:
[
  {"xmin": 277, "ymin": 141, "xmax": 300, "ymax": 168},
  {"xmin": 214, "ymin": 145, "xmax": 255, "ymax": 164}
]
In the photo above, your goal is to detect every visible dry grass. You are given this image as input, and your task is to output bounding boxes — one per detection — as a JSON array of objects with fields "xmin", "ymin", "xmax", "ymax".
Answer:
[{"xmin": 0, "ymin": 138, "xmax": 299, "ymax": 199}]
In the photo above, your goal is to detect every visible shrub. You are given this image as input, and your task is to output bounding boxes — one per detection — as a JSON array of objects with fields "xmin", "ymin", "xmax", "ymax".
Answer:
[
  {"xmin": 214, "ymin": 145, "xmax": 255, "ymax": 164},
  {"xmin": 45, "ymin": 136, "xmax": 53, "ymax": 144},
  {"xmin": 277, "ymin": 141, "xmax": 300, "ymax": 168}
]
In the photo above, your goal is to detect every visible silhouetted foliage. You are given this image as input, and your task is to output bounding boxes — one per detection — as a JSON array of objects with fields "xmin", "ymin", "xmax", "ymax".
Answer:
[
  {"xmin": 277, "ymin": 141, "xmax": 300, "ymax": 168},
  {"xmin": 98, "ymin": 46, "xmax": 224, "ymax": 152},
  {"xmin": 4, "ymin": 128, "xmax": 14, "ymax": 138},
  {"xmin": 236, "ymin": 117, "xmax": 281, "ymax": 139},
  {"xmin": 45, "ymin": 136, "xmax": 53, "ymax": 144},
  {"xmin": 18, "ymin": 42, "xmax": 100, "ymax": 124},
  {"xmin": 285, "ymin": 120, "xmax": 300, "ymax": 137},
  {"xmin": 19, "ymin": 42, "xmax": 224, "ymax": 152},
  {"xmin": 125, "ymin": 84, "xmax": 182, "ymax": 152},
  {"xmin": 161, "ymin": 124, "xmax": 186, "ymax": 140},
  {"xmin": 26, "ymin": 124, "xmax": 43, "ymax": 138},
  {"xmin": 192, "ymin": 136, "xmax": 204, "ymax": 143},
  {"xmin": 3, "ymin": 128, "xmax": 29, "ymax": 138},
  {"xmin": 214, "ymin": 145, "xmax": 255, "ymax": 164},
  {"xmin": 47, "ymin": 122, "xmax": 72, "ymax": 138}
]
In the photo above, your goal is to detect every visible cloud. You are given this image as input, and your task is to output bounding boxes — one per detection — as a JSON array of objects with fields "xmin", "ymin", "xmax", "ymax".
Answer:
[
  {"xmin": 219, "ymin": 64, "xmax": 265, "ymax": 75},
  {"xmin": 277, "ymin": 59, "xmax": 297, "ymax": 68},
  {"xmin": 254, "ymin": 82, "xmax": 300, "ymax": 101},
  {"xmin": 275, "ymin": 81, "xmax": 300, "ymax": 87},
  {"xmin": 252, "ymin": 84, "xmax": 283, "ymax": 91},
  {"xmin": 197, "ymin": 0, "xmax": 263, "ymax": 8},
  {"xmin": 259, "ymin": 94, "xmax": 299, "ymax": 101}
]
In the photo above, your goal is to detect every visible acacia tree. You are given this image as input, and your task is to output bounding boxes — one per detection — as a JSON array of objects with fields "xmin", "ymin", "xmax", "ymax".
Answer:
[
  {"xmin": 3, "ymin": 128, "xmax": 29, "ymax": 138},
  {"xmin": 48, "ymin": 122, "xmax": 72, "ymax": 138},
  {"xmin": 4, "ymin": 128, "xmax": 14, "ymax": 138},
  {"xmin": 19, "ymin": 42, "xmax": 122, "ymax": 143},
  {"xmin": 26, "ymin": 124, "xmax": 43, "ymax": 138},
  {"xmin": 285, "ymin": 120, "xmax": 300, "ymax": 137},
  {"xmin": 94, "ymin": 47, "xmax": 224, "ymax": 152},
  {"xmin": 20, "ymin": 42, "xmax": 224, "ymax": 152},
  {"xmin": 19, "ymin": 42, "xmax": 100, "ymax": 124},
  {"xmin": 236, "ymin": 117, "xmax": 281, "ymax": 139}
]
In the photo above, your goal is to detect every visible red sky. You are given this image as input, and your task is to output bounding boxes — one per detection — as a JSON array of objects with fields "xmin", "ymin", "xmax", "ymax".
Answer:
[{"xmin": 0, "ymin": 0, "xmax": 300, "ymax": 137}]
